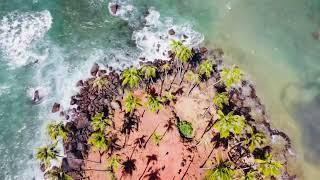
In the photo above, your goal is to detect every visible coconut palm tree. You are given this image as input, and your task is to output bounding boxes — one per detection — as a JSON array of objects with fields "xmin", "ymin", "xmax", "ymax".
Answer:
[
  {"xmin": 88, "ymin": 131, "xmax": 110, "ymax": 152},
  {"xmin": 199, "ymin": 59, "xmax": 214, "ymax": 79},
  {"xmin": 140, "ymin": 65, "xmax": 157, "ymax": 84},
  {"xmin": 151, "ymin": 132, "xmax": 162, "ymax": 146},
  {"xmin": 243, "ymin": 130, "xmax": 266, "ymax": 153},
  {"xmin": 185, "ymin": 71, "xmax": 201, "ymax": 95},
  {"xmin": 170, "ymin": 40, "xmax": 193, "ymax": 78},
  {"xmin": 212, "ymin": 92, "xmax": 229, "ymax": 110},
  {"xmin": 121, "ymin": 67, "xmax": 141, "ymax": 88},
  {"xmin": 35, "ymin": 142, "xmax": 59, "ymax": 168},
  {"xmin": 213, "ymin": 110, "xmax": 245, "ymax": 138},
  {"xmin": 256, "ymin": 154, "xmax": 283, "ymax": 178},
  {"xmin": 44, "ymin": 167, "xmax": 73, "ymax": 180},
  {"xmin": 47, "ymin": 122, "xmax": 69, "ymax": 141},
  {"xmin": 123, "ymin": 92, "xmax": 141, "ymax": 115},
  {"xmin": 219, "ymin": 66, "xmax": 242, "ymax": 89},
  {"xmin": 161, "ymin": 91, "xmax": 175, "ymax": 105},
  {"xmin": 107, "ymin": 155, "xmax": 122, "ymax": 172},
  {"xmin": 161, "ymin": 63, "xmax": 170, "ymax": 81},
  {"xmin": 91, "ymin": 112, "xmax": 111, "ymax": 132},
  {"xmin": 93, "ymin": 76, "xmax": 108, "ymax": 90},
  {"xmin": 204, "ymin": 162, "xmax": 235, "ymax": 180},
  {"xmin": 145, "ymin": 94, "xmax": 163, "ymax": 113}
]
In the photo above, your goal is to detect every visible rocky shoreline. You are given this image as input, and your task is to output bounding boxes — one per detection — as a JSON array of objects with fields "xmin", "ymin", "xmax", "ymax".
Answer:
[{"xmin": 36, "ymin": 43, "xmax": 295, "ymax": 179}]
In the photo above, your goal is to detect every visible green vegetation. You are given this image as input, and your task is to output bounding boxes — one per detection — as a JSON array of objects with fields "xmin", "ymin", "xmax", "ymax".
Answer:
[
  {"xmin": 88, "ymin": 131, "xmax": 110, "ymax": 151},
  {"xmin": 220, "ymin": 66, "xmax": 242, "ymax": 89},
  {"xmin": 91, "ymin": 112, "xmax": 111, "ymax": 132},
  {"xmin": 44, "ymin": 167, "xmax": 73, "ymax": 180},
  {"xmin": 140, "ymin": 65, "xmax": 157, "ymax": 83},
  {"xmin": 186, "ymin": 71, "xmax": 201, "ymax": 85},
  {"xmin": 170, "ymin": 40, "xmax": 193, "ymax": 63},
  {"xmin": 242, "ymin": 171, "xmax": 257, "ymax": 180},
  {"xmin": 244, "ymin": 130, "xmax": 266, "ymax": 153},
  {"xmin": 93, "ymin": 77, "xmax": 108, "ymax": 90},
  {"xmin": 256, "ymin": 154, "xmax": 283, "ymax": 178},
  {"xmin": 145, "ymin": 94, "xmax": 163, "ymax": 113},
  {"xmin": 35, "ymin": 142, "xmax": 59, "ymax": 168},
  {"xmin": 199, "ymin": 59, "xmax": 214, "ymax": 78},
  {"xmin": 161, "ymin": 91, "xmax": 175, "ymax": 103},
  {"xmin": 204, "ymin": 163, "xmax": 235, "ymax": 180},
  {"xmin": 178, "ymin": 121, "xmax": 193, "ymax": 138},
  {"xmin": 107, "ymin": 155, "xmax": 122, "ymax": 172},
  {"xmin": 121, "ymin": 67, "xmax": 141, "ymax": 88},
  {"xmin": 47, "ymin": 122, "xmax": 68, "ymax": 141},
  {"xmin": 151, "ymin": 132, "xmax": 162, "ymax": 146},
  {"xmin": 123, "ymin": 92, "xmax": 141, "ymax": 114},
  {"xmin": 212, "ymin": 92, "xmax": 229, "ymax": 109},
  {"xmin": 214, "ymin": 110, "xmax": 245, "ymax": 138}
]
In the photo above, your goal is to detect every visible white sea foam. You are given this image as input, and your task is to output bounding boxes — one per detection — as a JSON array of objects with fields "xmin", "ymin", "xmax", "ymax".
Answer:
[
  {"xmin": 0, "ymin": 85, "xmax": 10, "ymax": 96},
  {"xmin": 108, "ymin": 0, "xmax": 139, "ymax": 25},
  {"xmin": 132, "ymin": 8, "xmax": 204, "ymax": 62},
  {"xmin": 0, "ymin": 10, "xmax": 52, "ymax": 68}
]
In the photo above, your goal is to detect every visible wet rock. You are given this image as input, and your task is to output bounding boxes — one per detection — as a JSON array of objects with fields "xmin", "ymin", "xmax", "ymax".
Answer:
[
  {"xmin": 70, "ymin": 96, "xmax": 77, "ymax": 105},
  {"xmin": 74, "ymin": 116, "xmax": 90, "ymax": 129},
  {"xmin": 199, "ymin": 47, "xmax": 208, "ymax": 54},
  {"xmin": 90, "ymin": 63, "xmax": 99, "ymax": 76},
  {"xmin": 52, "ymin": 103, "xmax": 60, "ymax": 113},
  {"xmin": 168, "ymin": 29, "xmax": 175, "ymax": 35},
  {"xmin": 312, "ymin": 31, "xmax": 320, "ymax": 40},
  {"xmin": 40, "ymin": 163, "xmax": 46, "ymax": 172},
  {"xmin": 33, "ymin": 90, "xmax": 41, "ymax": 103},
  {"xmin": 110, "ymin": 3, "xmax": 119, "ymax": 15},
  {"xmin": 97, "ymin": 70, "xmax": 107, "ymax": 77},
  {"xmin": 111, "ymin": 100, "xmax": 121, "ymax": 110},
  {"xmin": 183, "ymin": 34, "xmax": 189, "ymax": 39},
  {"xmin": 76, "ymin": 80, "xmax": 83, "ymax": 87}
]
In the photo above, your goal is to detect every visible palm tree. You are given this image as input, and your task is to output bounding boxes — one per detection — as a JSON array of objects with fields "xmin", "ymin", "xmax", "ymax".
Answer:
[
  {"xmin": 213, "ymin": 110, "xmax": 245, "ymax": 138},
  {"xmin": 255, "ymin": 154, "xmax": 283, "ymax": 178},
  {"xmin": 161, "ymin": 91, "xmax": 175, "ymax": 105},
  {"xmin": 88, "ymin": 131, "xmax": 110, "ymax": 152},
  {"xmin": 44, "ymin": 167, "xmax": 73, "ymax": 180},
  {"xmin": 151, "ymin": 132, "xmax": 162, "ymax": 146},
  {"xmin": 161, "ymin": 63, "xmax": 170, "ymax": 81},
  {"xmin": 145, "ymin": 94, "xmax": 163, "ymax": 113},
  {"xmin": 212, "ymin": 92, "xmax": 229, "ymax": 110},
  {"xmin": 91, "ymin": 112, "xmax": 111, "ymax": 132},
  {"xmin": 219, "ymin": 66, "xmax": 242, "ymax": 89},
  {"xmin": 35, "ymin": 142, "xmax": 59, "ymax": 168},
  {"xmin": 47, "ymin": 122, "xmax": 68, "ymax": 141},
  {"xmin": 123, "ymin": 92, "xmax": 141, "ymax": 115},
  {"xmin": 121, "ymin": 67, "xmax": 141, "ymax": 88},
  {"xmin": 140, "ymin": 65, "xmax": 157, "ymax": 84},
  {"xmin": 93, "ymin": 76, "xmax": 108, "ymax": 90},
  {"xmin": 241, "ymin": 171, "xmax": 257, "ymax": 180},
  {"xmin": 199, "ymin": 59, "xmax": 214, "ymax": 79},
  {"xmin": 107, "ymin": 155, "xmax": 122, "ymax": 172},
  {"xmin": 204, "ymin": 162, "xmax": 235, "ymax": 180},
  {"xmin": 243, "ymin": 130, "xmax": 266, "ymax": 153},
  {"xmin": 185, "ymin": 71, "xmax": 201, "ymax": 95},
  {"xmin": 170, "ymin": 40, "xmax": 193, "ymax": 78}
]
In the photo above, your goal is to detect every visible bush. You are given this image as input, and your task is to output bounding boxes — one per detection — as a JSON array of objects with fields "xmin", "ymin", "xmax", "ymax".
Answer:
[{"xmin": 178, "ymin": 121, "xmax": 193, "ymax": 138}]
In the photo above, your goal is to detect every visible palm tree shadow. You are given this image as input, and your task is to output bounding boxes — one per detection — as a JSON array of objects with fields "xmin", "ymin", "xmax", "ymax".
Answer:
[
  {"xmin": 144, "ymin": 168, "xmax": 161, "ymax": 180},
  {"xmin": 121, "ymin": 157, "xmax": 137, "ymax": 177},
  {"xmin": 134, "ymin": 135, "xmax": 147, "ymax": 149},
  {"xmin": 139, "ymin": 154, "xmax": 158, "ymax": 180}
]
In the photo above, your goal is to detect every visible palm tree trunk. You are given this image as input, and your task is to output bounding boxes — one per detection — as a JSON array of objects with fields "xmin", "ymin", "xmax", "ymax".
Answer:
[
  {"xmin": 138, "ymin": 163, "xmax": 150, "ymax": 180},
  {"xmin": 143, "ymin": 124, "xmax": 159, "ymax": 148},
  {"xmin": 181, "ymin": 154, "xmax": 195, "ymax": 179},
  {"xmin": 188, "ymin": 83, "xmax": 198, "ymax": 96},
  {"xmin": 200, "ymin": 144, "xmax": 216, "ymax": 168}
]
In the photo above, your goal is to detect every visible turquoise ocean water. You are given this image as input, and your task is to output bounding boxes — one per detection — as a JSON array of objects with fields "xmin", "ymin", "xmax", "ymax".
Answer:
[{"xmin": 0, "ymin": 0, "xmax": 320, "ymax": 179}]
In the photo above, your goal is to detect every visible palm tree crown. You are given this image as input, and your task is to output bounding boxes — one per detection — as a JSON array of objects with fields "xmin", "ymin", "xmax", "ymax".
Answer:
[
  {"xmin": 204, "ymin": 163, "xmax": 235, "ymax": 180},
  {"xmin": 140, "ymin": 65, "xmax": 157, "ymax": 82},
  {"xmin": 88, "ymin": 131, "xmax": 110, "ymax": 152},
  {"xmin": 47, "ymin": 122, "xmax": 68, "ymax": 141},
  {"xmin": 213, "ymin": 110, "xmax": 245, "ymax": 138},
  {"xmin": 220, "ymin": 66, "xmax": 242, "ymax": 89},
  {"xmin": 256, "ymin": 154, "xmax": 283, "ymax": 178},
  {"xmin": 212, "ymin": 92, "xmax": 229, "ymax": 110},
  {"xmin": 145, "ymin": 94, "xmax": 163, "ymax": 113},
  {"xmin": 185, "ymin": 71, "xmax": 201, "ymax": 85},
  {"xmin": 121, "ymin": 67, "xmax": 141, "ymax": 88},
  {"xmin": 199, "ymin": 59, "xmax": 214, "ymax": 78},
  {"xmin": 93, "ymin": 77, "xmax": 108, "ymax": 90},
  {"xmin": 244, "ymin": 130, "xmax": 266, "ymax": 153},
  {"xmin": 91, "ymin": 112, "xmax": 111, "ymax": 132},
  {"xmin": 123, "ymin": 92, "xmax": 141, "ymax": 114},
  {"xmin": 170, "ymin": 40, "xmax": 193, "ymax": 63},
  {"xmin": 36, "ymin": 142, "xmax": 59, "ymax": 167}
]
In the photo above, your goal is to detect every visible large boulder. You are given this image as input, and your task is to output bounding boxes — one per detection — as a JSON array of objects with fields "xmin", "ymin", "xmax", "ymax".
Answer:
[
  {"xmin": 52, "ymin": 103, "xmax": 60, "ymax": 113},
  {"xmin": 90, "ymin": 63, "xmax": 99, "ymax": 76}
]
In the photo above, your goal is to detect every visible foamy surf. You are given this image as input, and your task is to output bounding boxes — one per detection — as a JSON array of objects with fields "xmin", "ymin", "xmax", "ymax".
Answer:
[{"xmin": 0, "ymin": 10, "xmax": 52, "ymax": 68}]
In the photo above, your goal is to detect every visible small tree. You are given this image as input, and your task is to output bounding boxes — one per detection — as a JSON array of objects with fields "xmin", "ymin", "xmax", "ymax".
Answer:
[
  {"xmin": 241, "ymin": 170, "xmax": 257, "ymax": 180},
  {"xmin": 151, "ymin": 132, "xmax": 162, "ymax": 146},
  {"xmin": 213, "ymin": 110, "xmax": 245, "ymax": 138},
  {"xmin": 47, "ymin": 122, "xmax": 68, "ymax": 141},
  {"xmin": 121, "ymin": 67, "xmax": 141, "ymax": 88},
  {"xmin": 108, "ymin": 155, "xmax": 122, "ymax": 172},
  {"xmin": 212, "ymin": 92, "xmax": 229, "ymax": 109},
  {"xmin": 199, "ymin": 59, "xmax": 214, "ymax": 78},
  {"xmin": 91, "ymin": 112, "xmax": 111, "ymax": 132},
  {"xmin": 185, "ymin": 71, "xmax": 201, "ymax": 95},
  {"xmin": 140, "ymin": 65, "xmax": 157, "ymax": 83},
  {"xmin": 88, "ymin": 131, "xmax": 110, "ymax": 152},
  {"xmin": 161, "ymin": 63, "xmax": 170, "ymax": 81},
  {"xmin": 244, "ymin": 130, "xmax": 266, "ymax": 153},
  {"xmin": 93, "ymin": 77, "xmax": 108, "ymax": 90},
  {"xmin": 220, "ymin": 66, "xmax": 242, "ymax": 89},
  {"xmin": 256, "ymin": 154, "xmax": 283, "ymax": 178},
  {"xmin": 35, "ymin": 142, "xmax": 59, "ymax": 168},
  {"xmin": 204, "ymin": 162, "xmax": 235, "ymax": 180},
  {"xmin": 145, "ymin": 94, "xmax": 163, "ymax": 113},
  {"xmin": 44, "ymin": 167, "xmax": 73, "ymax": 180},
  {"xmin": 123, "ymin": 92, "xmax": 141, "ymax": 115}
]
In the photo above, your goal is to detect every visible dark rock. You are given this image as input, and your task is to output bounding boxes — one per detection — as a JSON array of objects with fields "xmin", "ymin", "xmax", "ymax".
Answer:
[
  {"xmin": 76, "ymin": 80, "xmax": 83, "ymax": 87},
  {"xmin": 40, "ymin": 163, "xmax": 46, "ymax": 172},
  {"xmin": 312, "ymin": 31, "xmax": 320, "ymax": 40},
  {"xmin": 97, "ymin": 70, "xmax": 107, "ymax": 77},
  {"xmin": 111, "ymin": 100, "xmax": 121, "ymax": 110},
  {"xmin": 168, "ymin": 29, "xmax": 175, "ymax": 35},
  {"xmin": 70, "ymin": 96, "xmax": 77, "ymax": 105},
  {"xmin": 52, "ymin": 103, "xmax": 60, "ymax": 113},
  {"xmin": 33, "ymin": 90, "xmax": 41, "ymax": 103},
  {"xmin": 200, "ymin": 47, "xmax": 208, "ymax": 54},
  {"xmin": 77, "ymin": 142, "xmax": 87, "ymax": 152},
  {"xmin": 110, "ymin": 3, "xmax": 119, "ymax": 15},
  {"xmin": 60, "ymin": 111, "xmax": 65, "ymax": 117},
  {"xmin": 183, "ymin": 34, "xmax": 189, "ymax": 39},
  {"xmin": 90, "ymin": 63, "xmax": 99, "ymax": 76},
  {"xmin": 74, "ymin": 116, "xmax": 90, "ymax": 129}
]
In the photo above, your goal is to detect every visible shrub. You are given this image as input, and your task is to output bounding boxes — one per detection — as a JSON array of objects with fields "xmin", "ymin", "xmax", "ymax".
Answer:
[{"xmin": 178, "ymin": 121, "xmax": 193, "ymax": 138}]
